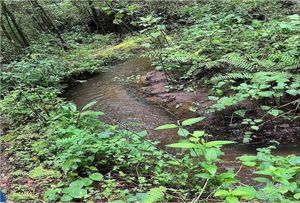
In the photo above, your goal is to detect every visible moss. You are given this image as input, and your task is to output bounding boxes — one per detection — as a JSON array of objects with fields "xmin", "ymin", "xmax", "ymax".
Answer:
[{"xmin": 94, "ymin": 36, "xmax": 144, "ymax": 58}]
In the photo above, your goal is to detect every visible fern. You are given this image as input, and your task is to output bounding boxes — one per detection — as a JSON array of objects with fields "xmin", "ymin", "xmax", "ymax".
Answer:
[
  {"xmin": 220, "ymin": 53, "xmax": 256, "ymax": 72},
  {"xmin": 211, "ymin": 72, "xmax": 253, "ymax": 83},
  {"xmin": 143, "ymin": 186, "xmax": 166, "ymax": 203},
  {"xmin": 8, "ymin": 192, "xmax": 37, "ymax": 201},
  {"xmin": 10, "ymin": 169, "xmax": 28, "ymax": 177}
]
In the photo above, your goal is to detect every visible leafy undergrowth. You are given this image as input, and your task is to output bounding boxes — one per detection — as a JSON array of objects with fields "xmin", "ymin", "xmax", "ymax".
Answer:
[
  {"xmin": 1, "ymin": 0, "xmax": 300, "ymax": 202},
  {"xmin": 1, "ymin": 100, "xmax": 300, "ymax": 202},
  {"xmin": 0, "ymin": 33, "xmax": 143, "ymax": 96},
  {"xmin": 142, "ymin": 0, "xmax": 300, "ymax": 142}
]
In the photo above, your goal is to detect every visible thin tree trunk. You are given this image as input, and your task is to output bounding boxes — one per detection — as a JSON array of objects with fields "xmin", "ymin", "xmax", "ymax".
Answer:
[
  {"xmin": 1, "ymin": 23, "xmax": 20, "ymax": 47},
  {"xmin": 1, "ymin": 2, "xmax": 30, "ymax": 47},
  {"xmin": 71, "ymin": 1, "xmax": 92, "ymax": 33},
  {"xmin": 30, "ymin": 0, "xmax": 67, "ymax": 50},
  {"xmin": 88, "ymin": 0, "xmax": 105, "ymax": 34},
  {"xmin": 25, "ymin": 9, "xmax": 47, "ymax": 32},
  {"xmin": 3, "ymin": 11, "xmax": 25, "ymax": 47}
]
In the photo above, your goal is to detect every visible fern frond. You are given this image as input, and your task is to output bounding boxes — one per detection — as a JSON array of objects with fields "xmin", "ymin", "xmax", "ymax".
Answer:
[
  {"xmin": 10, "ymin": 169, "xmax": 28, "ymax": 177},
  {"xmin": 211, "ymin": 72, "xmax": 253, "ymax": 83},
  {"xmin": 220, "ymin": 53, "xmax": 256, "ymax": 72}
]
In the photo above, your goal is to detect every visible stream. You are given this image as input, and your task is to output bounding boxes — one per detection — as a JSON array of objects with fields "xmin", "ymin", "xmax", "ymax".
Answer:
[{"xmin": 65, "ymin": 57, "xmax": 300, "ymax": 181}]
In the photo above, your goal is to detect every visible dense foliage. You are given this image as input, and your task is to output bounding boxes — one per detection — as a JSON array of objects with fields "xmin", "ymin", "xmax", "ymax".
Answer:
[{"xmin": 1, "ymin": 0, "xmax": 299, "ymax": 202}]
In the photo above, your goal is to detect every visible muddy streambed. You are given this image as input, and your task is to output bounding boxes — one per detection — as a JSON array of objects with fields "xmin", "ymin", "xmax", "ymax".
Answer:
[{"xmin": 65, "ymin": 57, "xmax": 300, "ymax": 182}]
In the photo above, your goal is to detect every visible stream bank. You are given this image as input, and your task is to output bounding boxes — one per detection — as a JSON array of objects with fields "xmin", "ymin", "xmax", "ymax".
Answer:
[
  {"xmin": 138, "ymin": 66, "xmax": 300, "ymax": 145},
  {"xmin": 65, "ymin": 56, "xmax": 300, "ymax": 160}
]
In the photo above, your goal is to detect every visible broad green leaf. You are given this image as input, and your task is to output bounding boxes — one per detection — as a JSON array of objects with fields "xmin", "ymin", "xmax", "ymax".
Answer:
[
  {"xmin": 257, "ymin": 91, "xmax": 273, "ymax": 97},
  {"xmin": 61, "ymin": 194, "xmax": 72, "ymax": 201},
  {"xmin": 214, "ymin": 190, "xmax": 230, "ymax": 197},
  {"xmin": 286, "ymin": 89, "xmax": 299, "ymax": 96},
  {"xmin": 195, "ymin": 173, "xmax": 210, "ymax": 179},
  {"xmin": 294, "ymin": 193, "xmax": 300, "ymax": 200},
  {"xmin": 193, "ymin": 131, "xmax": 205, "ymax": 138},
  {"xmin": 268, "ymin": 109, "xmax": 282, "ymax": 117},
  {"xmin": 45, "ymin": 188, "xmax": 61, "ymax": 201},
  {"xmin": 155, "ymin": 124, "xmax": 178, "ymax": 130},
  {"xmin": 232, "ymin": 186, "xmax": 256, "ymax": 200},
  {"xmin": 89, "ymin": 173, "xmax": 103, "ymax": 181},
  {"xmin": 70, "ymin": 178, "xmax": 92, "ymax": 188},
  {"xmin": 182, "ymin": 117, "xmax": 204, "ymax": 126},
  {"xmin": 225, "ymin": 196, "xmax": 239, "ymax": 203},
  {"xmin": 253, "ymin": 177, "xmax": 270, "ymax": 183},
  {"xmin": 82, "ymin": 101, "xmax": 97, "ymax": 111},
  {"xmin": 202, "ymin": 163, "xmax": 217, "ymax": 175},
  {"xmin": 138, "ymin": 130, "xmax": 148, "ymax": 137},
  {"xmin": 166, "ymin": 142, "xmax": 197, "ymax": 149},
  {"xmin": 205, "ymin": 140, "xmax": 235, "ymax": 147},
  {"xmin": 238, "ymin": 155, "xmax": 256, "ymax": 162},
  {"xmin": 178, "ymin": 128, "xmax": 189, "ymax": 136},
  {"xmin": 205, "ymin": 148, "xmax": 219, "ymax": 162},
  {"xmin": 242, "ymin": 161, "xmax": 256, "ymax": 167},
  {"xmin": 69, "ymin": 188, "xmax": 87, "ymax": 198}
]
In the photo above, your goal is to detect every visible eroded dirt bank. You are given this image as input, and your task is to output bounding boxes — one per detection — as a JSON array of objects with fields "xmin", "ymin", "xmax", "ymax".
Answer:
[{"xmin": 138, "ymin": 69, "xmax": 300, "ymax": 144}]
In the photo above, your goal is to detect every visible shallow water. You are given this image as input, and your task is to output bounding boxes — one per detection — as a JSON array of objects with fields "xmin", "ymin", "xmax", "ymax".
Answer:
[{"xmin": 65, "ymin": 57, "xmax": 300, "ymax": 180}]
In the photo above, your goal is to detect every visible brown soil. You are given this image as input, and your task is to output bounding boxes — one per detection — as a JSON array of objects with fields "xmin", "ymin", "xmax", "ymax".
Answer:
[{"xmin": 138, "ymin": 70, "xmax": 300, "ymax": 143}]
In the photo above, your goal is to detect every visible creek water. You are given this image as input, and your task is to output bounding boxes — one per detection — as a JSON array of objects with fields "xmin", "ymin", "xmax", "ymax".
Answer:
[{"xmin": 65, "ymin": 57, "xmax": 300, "ymax": 181}]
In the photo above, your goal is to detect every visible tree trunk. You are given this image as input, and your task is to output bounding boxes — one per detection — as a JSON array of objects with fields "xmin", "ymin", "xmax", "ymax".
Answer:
[
  {"xmin": 88, "ymin": 0, "xmax": 105, "ymax": 34},
  {"xmin": 25, "ymin": 9, "xmax": 47, "ymax": 32},
  {"xmin": 2, "ymin": 13, "xmax": 24, "ymax": 46},
  {"xmin": 1, "ymin": 23, "xmax": 20, "ymax": 47},
  {"xmin": 1, "ymin": 2, "xmax": 30, "ymax": 47},
  {"xmin": 30, "ymin": 0, "xmax": 67, "ymax": 50}
]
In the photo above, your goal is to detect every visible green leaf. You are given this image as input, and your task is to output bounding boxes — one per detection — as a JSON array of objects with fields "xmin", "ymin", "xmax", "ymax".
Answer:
[
  {"xmin": 294, "ymin": 193, "xmax": 300, "ymax": 200},
  {"xmin": 202, "ymin": 163, "xmax": 217, "ymax": 175},
  {"xmin": 195, "ymin": 173, "xmax": 210, "ymax": 179},
  {"xmin": 225, "ymin": 196, "xmax": 239, "ymax": 203},
  {"xmin": 61, "ymin": 194, "xmax": 72, "ymax": 201},
  {"xmin": 286, "ymin": 89, "xmax": 299, "ymax": 96},
  {"xmin": 193, "ymin": 131, "xmax": 205, "ymax": 138},
  {"xmin": 143, "ymin": 186, "xmax": 166, "ymax": 203},
  {"xmin": 68, "ymin": 188, "xmax": 87, "ymax": 198},
  {"xmin": 45, "ymin": 188, "xmax": 61, "ymax": 201},
  {"xmin": 238, "ymin": 155, "xmax": 256, "ymax": 162},
  {"xmin": 232, "ymin": 186, "xmax": 256, "ymax": 200},
  {"xmin": 268, "ymin": 109, "xmax": 282, "ymax": 116},
  {"xmin": 138, "ymin": 130, "xmax": 148, "ymax": 137},
  {"xmin": 253, "ymin": 177, "xmax": 270, "ymax": 183},
  {"xmin": 80, "ymin": 111, "xmax": 104, "ymax": 117},
  {"xmin": 155, "ymin": 124, "xmax": 178, "ymax": 130},
  {"xmin": 177, "ymin": 128, "xmax": 189, "ymax": 136},
  {"xmin": 250, "ymin": 125, "xmax": 259, "ymax": 131},
  {"xmin": 205, "ymin": 148, "xmax": 219, "ymax": 162},
  {"xmin": 205, "ymin": 140, "xmax": 235, "ymax": 147},
  {"xmin": 166, "ymin": 142, "xmax": 197, "ymax": 149},
  {"xmin": 257, "ymin": 91, "xmax": 273, "ymax": 97},
  {"xmin": 242, "ymin": 161, "xmax": 256, "ymax": 167},
  {"xmin": 82, "ymin": 101, "xmax": 97, "ymax": 111},
  {"xmin": 89, "ymin": 173, "xmax": 103, "ymax": 181},
  {"xmin": 182, "ymin": 117, "xmax": 205, "ymax": 126},
  {"xmin": 70, "ymin": 178, "xmax": 92, "ymax": 188},
  {"xmin": 214, "ymin": 190, "xmax": 230, "ymax": 197}
]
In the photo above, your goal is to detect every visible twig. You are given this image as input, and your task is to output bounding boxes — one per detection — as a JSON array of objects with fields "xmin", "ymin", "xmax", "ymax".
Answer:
[{"xmin": 193, "ymin": 179, "xmax": 209, "ymax": 203}]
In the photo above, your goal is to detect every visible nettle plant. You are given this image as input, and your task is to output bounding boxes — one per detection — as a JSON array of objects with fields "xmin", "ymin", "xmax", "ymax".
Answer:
[
  {"xmin": 239, "ymin": 146, "xmax": 300, "ymax": 202},
  {"xmin": 156, "ymin": 118, "xmax": 300, "ymax": 202},
  {"xmin": 155, "ymin": 117, "xmax": 239, "ymax": 201},
  {"xmin": 210, "ymin": 71, "xmax": 300, "ymax": 142}
]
